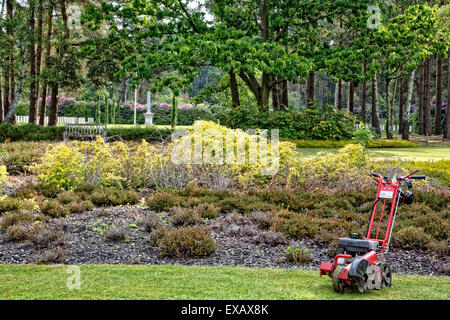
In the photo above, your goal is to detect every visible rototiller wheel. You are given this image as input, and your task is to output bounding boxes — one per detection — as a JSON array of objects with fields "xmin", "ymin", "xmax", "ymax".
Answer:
[{"xmin": 319, "ymin": 171, "xmax": 425, "ymax": 293}]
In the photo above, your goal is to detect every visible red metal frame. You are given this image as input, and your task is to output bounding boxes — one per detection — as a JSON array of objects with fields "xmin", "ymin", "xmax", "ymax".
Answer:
[{"xmin": 366, "ymin": 171, "xmax": 419, "ymax": 253}]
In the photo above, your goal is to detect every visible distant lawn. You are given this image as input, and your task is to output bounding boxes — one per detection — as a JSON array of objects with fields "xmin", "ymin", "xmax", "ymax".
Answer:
[
  {"xmin": 0, "ymin": 265, "xmax": 448, "ymax": 300},
  {"xmin": 107, "ymin": 124, "xmax": 192, "ymax": 130},
  {"xmin": 297, "ymin": 147, "xmax": 450, "ymax": 161}
]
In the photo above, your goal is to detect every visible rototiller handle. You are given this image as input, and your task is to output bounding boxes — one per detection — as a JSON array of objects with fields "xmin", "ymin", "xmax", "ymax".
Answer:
[{"xmin": 410, "ymin": 175, "xmax": 426, "ymax": 180}]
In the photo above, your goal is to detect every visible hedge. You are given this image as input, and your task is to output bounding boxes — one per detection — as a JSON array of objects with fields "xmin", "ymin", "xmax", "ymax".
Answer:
[
  {"xmin": 0, "ymin": 124, "xmax": 65, "ymax": 143},
  {"xmin": 292, "ymin": 139, "xmax": 419, "ymax": 148},
  {"xmin": 217, "ymin": 105, "xmax": 357, "ymax": 141},
  {"xmin": 0, "ymin": 124, "xmax": 176, "ymax": 143}
]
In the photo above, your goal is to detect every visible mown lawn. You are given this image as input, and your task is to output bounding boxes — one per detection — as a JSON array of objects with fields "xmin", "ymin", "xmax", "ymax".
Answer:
[
  {"xmin": 0, "ymin": 265, "xmax": 448, "ymax": 300},
  {"xmin": 297, "ymin": 147, "xmax": 450, "ymax": 161}
]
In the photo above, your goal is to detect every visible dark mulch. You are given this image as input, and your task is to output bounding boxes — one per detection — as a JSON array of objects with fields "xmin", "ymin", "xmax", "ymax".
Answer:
[{"xmin": 0, "ymin": 206, "xmax": 447, "ymax": 276}]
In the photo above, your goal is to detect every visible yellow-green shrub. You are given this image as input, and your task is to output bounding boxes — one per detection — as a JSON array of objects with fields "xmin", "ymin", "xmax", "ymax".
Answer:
[
  {"xmin": 0, "ymin": 165, "xmax": 6, "ymax": 191},
  {"xmin": 33, "ymin": 137, "xmax": 126, "ymax": 189}
]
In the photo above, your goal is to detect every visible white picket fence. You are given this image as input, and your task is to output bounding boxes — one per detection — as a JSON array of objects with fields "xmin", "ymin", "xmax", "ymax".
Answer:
[{"xmin": 16, "ymin": 115, "xmax": 95, "ymax": 125}]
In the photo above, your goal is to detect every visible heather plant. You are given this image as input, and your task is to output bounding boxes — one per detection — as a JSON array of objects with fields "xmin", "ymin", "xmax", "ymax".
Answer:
[{"xmin": 157, "ymin": 226, "xmax": 215, "ymax": 258}]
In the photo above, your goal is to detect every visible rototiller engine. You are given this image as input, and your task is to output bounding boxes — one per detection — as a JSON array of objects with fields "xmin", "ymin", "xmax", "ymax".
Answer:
[{"xmin": 319, "ymin": 171, "xmax": 426, "ymax": 293}]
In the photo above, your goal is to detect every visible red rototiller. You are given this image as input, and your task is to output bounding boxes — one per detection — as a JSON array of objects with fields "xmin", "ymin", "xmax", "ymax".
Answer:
[{"xmin": 319, "ymin": 171, "xmax": 426, "ymax": 293}]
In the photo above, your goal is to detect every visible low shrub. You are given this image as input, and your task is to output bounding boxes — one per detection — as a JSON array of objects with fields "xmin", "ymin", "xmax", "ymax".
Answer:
[
  {"xmin": 67, "ymin": 200, "xmax": 95, "ymax": 213},
  {"xmin": 195, "ymin": 203, "xmax": 220, "ymax": 219},
  {"xmin": 149, "ymin": 227, "xmax": 168, "ymax": 246},
  {"xmin": 89, "ymin": 189, "xmax": 139, "ymax": 206},
  {"xmin": 157, "ymin": 226, "xmax": 215, "ymax": 258},
  {"xmin": 273, "ymin": 211, "xmax": 319, "ymax": 239},
  {"xmin": 285, "ymin": 245, "xmax": 312, "ymax": 264},
  {"xmin": 39, "ymin": 200, "xmax": 70, "ymax": 218},
  {"xmin": 250, "ymin": 211, "xmax": 279, "ymax": 230},
  {"xmin": 0, "ymin": 165, "xmax": 7, "ymax": 191},
  {"xmin": 169, "ymin": 207, "xmax": 201, "ymax": 227},
  {"xmin": 0, "ymin": 142, "xmax": 50, "ymax": 174},
  {"xmin": 30, "ymin": 226, "xmax": 62, "ymax": 247},
  {"xmin": 393, "ymin": 226, "xmax": 432, "ymax": 250},
  {"xmin": 145, "ymin": 191, "xmax": 182, "ymax": 211},
  {"xmin": 143, "ymin": 213, "xmax": 164, "ymax": 231},
  {"xmin": 36, "ymin": 247, "xmax": 66, "ymax": 264},
  {"xmin": 0, "ymin": 196, "xmax": 38, "ymax": 214},
  {"xmin": 57, "ymin": 190, "xmax": 81, "ymax": 204},
  {"xmin": 4, "ymin": 223, "xmax": 38, "ymax": 241},
  {"xmin": 0, "ymin": 212, "xmax": 47, "ymax": 231}
]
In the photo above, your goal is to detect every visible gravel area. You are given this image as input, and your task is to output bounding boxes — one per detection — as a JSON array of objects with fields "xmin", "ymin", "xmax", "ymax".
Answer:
[{"xmin": 0, "ymin": 205, "xmax": 448, "ymax": 276}]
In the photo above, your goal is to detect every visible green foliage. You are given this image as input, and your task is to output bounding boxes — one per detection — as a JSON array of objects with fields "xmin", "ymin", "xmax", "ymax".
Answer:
[
  {"xmin": 218, "ymin": 105, "xmax": 357, "ymax": 140},
  {"xmin": 393, "ymin": 226, "xmax": 432, "ymax": 250},
  {"xmin": 195, "ymin": 203, "xmax": 220, "ymax": 220},
  {"xmin": 169, "ymin": 207, "xmax": 201, "ymax": 227},
  {"xmin": 106, "ymin": 126, "xmax": 174, "ymax": 142},
  {"xmin": 0, "ymin": 141, "xmax": 50, "ymax": 174},
  {"xmin": 146, "ymin": 191, "xmax": 182, "ymax": 212},
  {"xmin": 285, "ymin": 245, "xmax": 312, "ymax": 265},
  {"xmin": 352, "ymin": 123, "xmax": 374, "ymax": 146},
  {"xmin": 156, "ymin": 226, "xmax": 215, "ymax": 258},
  {"xmin": 0, "ymin": 124, "xmax": 65, "ymax": 143},
  {"xmin": 88, "ymin": 189, "xmax": 139, "ymax": 206}
]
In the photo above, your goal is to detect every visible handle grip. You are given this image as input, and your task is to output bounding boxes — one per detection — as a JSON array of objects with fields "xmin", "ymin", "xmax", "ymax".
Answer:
[{"xmin": 410, "ymin": 175, "xmax": 426, "ymax": 180}]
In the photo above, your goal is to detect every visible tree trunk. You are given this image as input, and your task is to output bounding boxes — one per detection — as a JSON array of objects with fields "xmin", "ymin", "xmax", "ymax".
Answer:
[
  {"xmin": 435, "ymin": 54, "xmax": 442, "ymax": 135},
  {"xmin": 348, "ymin": 81, "xmax": 354, "ymax": 113},
  {"xmin": 385, "ymin": 78, "xmax": 393, "ymax": 140},
  {"xmin": 318, "ymin": 77, "xmax": 324, "ymax": 109},
  {"xmin": 4, "ymin": 0, "xmax": 14, "ymax": 121},
  {"xmin": 119, "ymin": 77, "xmax": 128, "ymax": 104},
  {"xmin": 229, "ymin": 69, "xmax": 240, "ymax": 107},
  {"xmin": 281, "ymin": 79, "xmax": 288, "ymax": 109},
  {"xmin": 34, "ymin": 0, "xmax": 43, "ymax": 121},
  {"xmin": 272, "ymin": 79, "xmax": 280, "ymax": 110},
  {"xmin": 306, "ymin": 71, "xmax": 315, "ymax": 106},
  {"xmin": 361, "ymin": 64, "xmax": 367, "ymax": 123},
  {"xmin": 444, "ymin": 55, "xmax": 450, "ymax": 139},
  {"xmin": 372, "ymin": 76, "xmax": 381, "ymax": 135},
  {"xmin": 48, "ymin": 0, "xmax": 69, "ymax": 126},
  {"xmin": 260, "ymin": 72, "xmax": 271, "ymax": 110},
  {"xmin": 39, "ymin": 0, "xmax": 53, "ymax": 126},
  {"xmin": 48, "ymin": 85, "xmax": 59, "ymax": 126},
  {"xmin": 402, "ymin": 71, "xmax": 415, "ymax": 140},
  {"xmin": 0, "ymin": 0, "xmax": 3, "ymax": 121},
  {"xmin": 418, "ymin": 62, "xmax": 425, "ymax": 135},
  {"xmin": 28, "ymin": 0, "xmax": 38, "ymax": 124},
  {"xmin": 398, "ymin": 77, "xmax": 404, "ymax": 134},
  {"xmin": 424, "ymin": 57, "xmax": 432, "ymax": 136},
  {"xmin": 337, "ymin": 78, "xmax": 342, "ymax": 110},
  {"xmin": 3, "ymin": 49, "xmax": 28, "ymax": 124}
]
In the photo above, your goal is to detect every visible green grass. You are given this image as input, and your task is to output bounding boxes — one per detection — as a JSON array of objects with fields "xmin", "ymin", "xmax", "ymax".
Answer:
[
  {"xmin": 0, "ymin": 265, "xmax": 448, "ymax": 300},
  {"xmin": 297, "ymin": 147, "xmax": 450, "ymax": 161},
  {"xmin": 106, "ymin": 124, "xmax": 192, "ymax": 130}
]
